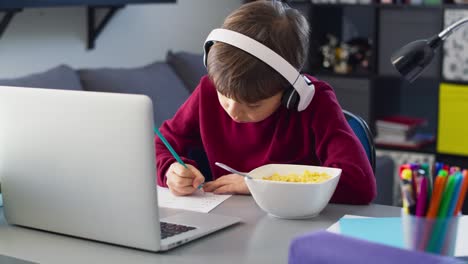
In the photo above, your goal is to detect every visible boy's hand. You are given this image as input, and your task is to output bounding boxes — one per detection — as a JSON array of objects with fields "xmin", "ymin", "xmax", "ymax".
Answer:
[
  {"xmin": 203, "ymin": 174, "xmax": 250, "ymax": 195},
  {"xmin": 166, "ymin": 163, "xmax": 205, "ymax": 196}
]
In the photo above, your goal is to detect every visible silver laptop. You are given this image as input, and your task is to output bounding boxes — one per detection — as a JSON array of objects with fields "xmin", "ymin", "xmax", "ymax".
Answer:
[{"xmin": 0, "ymin": 86, "xmax": 240, "ymax": 252}]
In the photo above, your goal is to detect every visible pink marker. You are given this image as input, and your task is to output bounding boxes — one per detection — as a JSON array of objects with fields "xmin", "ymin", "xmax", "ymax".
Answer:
[{"xmin": 415, "ymin": 177, "xmax": 428, "ymax": 217}]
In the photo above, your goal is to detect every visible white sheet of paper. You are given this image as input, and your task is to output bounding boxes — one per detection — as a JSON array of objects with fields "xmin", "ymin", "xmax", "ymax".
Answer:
[
  {"xmin": 157, "ymin": 187, "xmax": 232, "ymax": 213},
  {"xmin": 327, "ymin": 214, "xmax": 468, "ymax": 257}
]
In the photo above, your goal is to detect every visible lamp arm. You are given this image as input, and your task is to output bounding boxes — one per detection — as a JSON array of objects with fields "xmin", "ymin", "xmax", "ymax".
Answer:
[
  {"xmin": 438, "ymin": 17, "xmax": 468, "ymax": 41},
  {"xmin": 391, "ymin": 16, "xmax": 468, "ymax": 82}
]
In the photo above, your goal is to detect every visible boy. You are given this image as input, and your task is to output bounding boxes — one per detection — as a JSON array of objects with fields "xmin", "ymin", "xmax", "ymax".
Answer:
[{"xmin": 155, "ymin": 0, "xmax": 376, "ymax": 204}]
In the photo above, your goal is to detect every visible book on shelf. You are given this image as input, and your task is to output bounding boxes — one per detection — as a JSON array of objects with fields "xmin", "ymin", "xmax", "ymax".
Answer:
[
  {"xmin": 375, "ymin": 115, "xmax": 433, "ymax": 149},
  {"xmin": 374, "ymin": 133, "xmax": 435, "ymax": 149},
  {"xmin": 375, "ymin": 115, "xmax": 427, "ymax": 131},
  {"xmin": 375, "ymin": 126, "xmax": 416, "ymax": 141}
]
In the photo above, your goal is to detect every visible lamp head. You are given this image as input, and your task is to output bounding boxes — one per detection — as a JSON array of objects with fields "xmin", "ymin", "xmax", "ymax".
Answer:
[{"xmin": 390, "ymin": 37, "xmax": 440, "ymax": 83}]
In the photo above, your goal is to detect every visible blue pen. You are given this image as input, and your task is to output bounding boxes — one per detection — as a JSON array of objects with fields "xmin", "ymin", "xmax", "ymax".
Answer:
[
  {"xmin": 434, "ymin": 162, "xmax": 443, "ymax": 178},
  {"xmin": 154, "ymin": 128, "xmax": 204, "ymax": 189}
]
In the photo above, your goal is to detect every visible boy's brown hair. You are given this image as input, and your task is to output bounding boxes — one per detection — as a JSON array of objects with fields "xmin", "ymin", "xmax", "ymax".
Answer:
[{"xmin": 206, "ymin": 0, "xmax": 309, "ymax": 104}]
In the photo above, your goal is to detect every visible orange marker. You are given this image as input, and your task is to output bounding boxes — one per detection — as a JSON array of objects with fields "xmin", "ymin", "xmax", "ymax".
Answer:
[
  {"xmin": 454, "ymin": 170, "xmax": 468, "ymax": 215},
  {"xmin": 426, "ymin": 175, "xmax": 447, "ymax": 218}
]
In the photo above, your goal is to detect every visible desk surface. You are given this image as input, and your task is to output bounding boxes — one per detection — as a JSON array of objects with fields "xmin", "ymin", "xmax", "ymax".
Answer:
[{"xmin": 0, "ymin": 196, "xmax": 401, "ymax": 264}]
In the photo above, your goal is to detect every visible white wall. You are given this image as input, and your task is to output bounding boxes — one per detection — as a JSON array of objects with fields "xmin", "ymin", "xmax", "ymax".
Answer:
[{"xmin": 0, "ymin": 0, "xmax": 242, "ymax": 78}]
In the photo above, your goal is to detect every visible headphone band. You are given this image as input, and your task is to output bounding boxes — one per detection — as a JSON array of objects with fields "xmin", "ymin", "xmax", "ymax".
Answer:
[
  {"xmin": 205, "ymin": 29, "xmax": 300, "ymax": 86},
  {"xmin": 204, "ymin": 28, "xmax": 314, "ymax": 111}
]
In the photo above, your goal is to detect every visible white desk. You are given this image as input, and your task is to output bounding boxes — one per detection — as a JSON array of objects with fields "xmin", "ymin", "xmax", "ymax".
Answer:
[{"xmin": 0, "ymin": 196, "xmax": 401, "ymax": 264}]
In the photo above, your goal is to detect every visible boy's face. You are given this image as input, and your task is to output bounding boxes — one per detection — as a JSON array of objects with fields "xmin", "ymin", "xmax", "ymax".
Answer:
[{"xmin": 217, "ymin": 91, "xmax": 283, "ymax": 123}]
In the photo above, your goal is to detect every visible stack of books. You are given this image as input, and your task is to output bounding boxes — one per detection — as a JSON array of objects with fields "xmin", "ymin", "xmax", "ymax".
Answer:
[{"xmin": 374, "ymin": 115, "xmax": 435, "ymax": 149}]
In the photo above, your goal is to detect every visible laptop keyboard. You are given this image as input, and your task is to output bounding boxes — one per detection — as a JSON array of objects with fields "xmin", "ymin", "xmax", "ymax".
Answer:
[{"xmin": 160, "ymin": 221, "xmax": 197, "ymax": 239}]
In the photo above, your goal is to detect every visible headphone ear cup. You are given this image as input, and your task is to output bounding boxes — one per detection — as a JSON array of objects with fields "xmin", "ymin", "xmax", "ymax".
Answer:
[
  {"xmin": 281, "ymin": 87, "xmax": 300, "ymax": 110},
  {"xmin": 203, "ymin": 41, "xmax": 214, "ymax": 68}
]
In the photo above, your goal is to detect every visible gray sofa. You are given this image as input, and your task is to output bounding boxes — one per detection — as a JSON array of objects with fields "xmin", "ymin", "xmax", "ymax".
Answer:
[{"xmin": 0, "ymin": 51, "xmax": 394, "ymax": 205}]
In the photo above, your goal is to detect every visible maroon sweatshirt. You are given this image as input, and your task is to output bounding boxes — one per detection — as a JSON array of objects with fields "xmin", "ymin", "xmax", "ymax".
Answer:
[{"xmin": 155, "ymin": 75, "xmax": 376, "ymax": 204}]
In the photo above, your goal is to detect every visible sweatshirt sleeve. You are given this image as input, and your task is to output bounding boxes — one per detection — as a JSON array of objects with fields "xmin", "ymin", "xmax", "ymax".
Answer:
[
  {"xmin": 155, "ymin": 82, "xmax": 203, "ymax": 187},
  {"xmin": 309, "ymin": 80, "xmax": 377, "ymax": 205}
]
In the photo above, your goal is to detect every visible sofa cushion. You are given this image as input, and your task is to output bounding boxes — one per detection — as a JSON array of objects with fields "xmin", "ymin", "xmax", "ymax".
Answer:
[
  {"xmin": 78, "ymin": 62, "xmax": 190, "ymax": 127},
  {"xmin": 0, "ymin": 65, "xmax": 83, "ymax": 90},
  {"xmin": 166, "ymin": 51, "xmax": 207, "ymax": 92}
]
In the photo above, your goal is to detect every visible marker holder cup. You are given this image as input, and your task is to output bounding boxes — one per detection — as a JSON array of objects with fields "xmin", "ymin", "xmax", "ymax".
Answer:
[{"xmin": 402, "ymin": 210, "xmax": 460, "ymax": 256}]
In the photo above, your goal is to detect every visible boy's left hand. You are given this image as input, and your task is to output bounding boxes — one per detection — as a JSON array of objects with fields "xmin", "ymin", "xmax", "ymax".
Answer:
[{"xmin": 203, "ymin": 174, "xmax": 250, "ymax": 195}]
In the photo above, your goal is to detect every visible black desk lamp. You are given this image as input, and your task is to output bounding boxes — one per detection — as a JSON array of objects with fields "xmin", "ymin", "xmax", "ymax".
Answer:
[{"xmin": 391, "ymin": 17, "xmax": 468, "ymax": 82}]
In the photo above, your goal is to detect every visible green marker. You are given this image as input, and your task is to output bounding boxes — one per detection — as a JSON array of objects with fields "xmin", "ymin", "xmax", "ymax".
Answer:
[
  {"xmin": 438, "ymin": 174, "xmax": 457, "ymax": 217},
  {"xmin": 421, "ymin": 163, "xmax": 432, "ymax": 195}
]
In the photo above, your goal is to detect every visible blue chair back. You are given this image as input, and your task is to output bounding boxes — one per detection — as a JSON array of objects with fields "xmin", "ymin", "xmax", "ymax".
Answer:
[{"xmin": 343, "ymin": 110, "xmax": 376, "ymax": 172}]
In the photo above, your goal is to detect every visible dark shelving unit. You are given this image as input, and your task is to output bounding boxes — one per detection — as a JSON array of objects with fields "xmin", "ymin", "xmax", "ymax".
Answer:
[{"xmin": 291, "ymin": 1, "xmax": 444, "ymax": 144}]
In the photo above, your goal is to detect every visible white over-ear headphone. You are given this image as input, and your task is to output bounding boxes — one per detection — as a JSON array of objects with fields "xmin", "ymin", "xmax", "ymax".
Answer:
[{"xmin": 203, "ymin": 28, "xmax": 315, "ymax": 111}]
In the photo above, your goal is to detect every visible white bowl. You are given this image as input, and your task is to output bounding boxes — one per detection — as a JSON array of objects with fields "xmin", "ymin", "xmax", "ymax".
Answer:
[{"xmin": 245, "ymin": 164, "xmax": 341, "ymax": 219}]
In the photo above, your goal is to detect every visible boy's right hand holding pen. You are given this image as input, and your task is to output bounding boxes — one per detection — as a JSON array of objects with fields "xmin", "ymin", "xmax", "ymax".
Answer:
[
  {"xmin": 166, "ymin": 162, "xmax": 205, "ymax": 196},
  {"xmin": 154, "ymin": 127, "xmax": 205, "ymax": 196}
]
